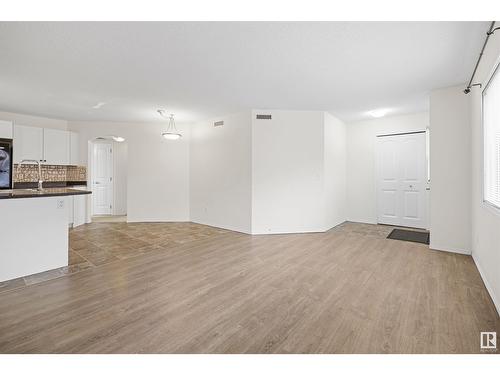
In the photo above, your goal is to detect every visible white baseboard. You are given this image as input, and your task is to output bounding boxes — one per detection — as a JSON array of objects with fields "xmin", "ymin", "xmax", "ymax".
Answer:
[
  {"xmin": 429, "ymin": 242, "xmax": 471, "ymax": 255},
  {"xmin": 472, "ymin": 254, "xmax": 500, "ymax": 317},
  {"xmin": 190, "ymin": 219, "xmax": 252, "ymax": 235},
  {"xmin": 345, "ymin": 218, "xmax": 377, "ymax": 225}
]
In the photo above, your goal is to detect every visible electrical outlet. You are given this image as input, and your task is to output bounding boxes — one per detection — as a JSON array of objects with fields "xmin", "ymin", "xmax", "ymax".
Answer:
[{"xmin": 57, "ymin": 199, "xmax": 65, "ymax": 209}]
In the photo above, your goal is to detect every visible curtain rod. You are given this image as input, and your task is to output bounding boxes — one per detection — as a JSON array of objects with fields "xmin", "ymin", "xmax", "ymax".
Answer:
[{"xmin": 464, "ymin": 21, "xmax": 497, "ymax": 94}]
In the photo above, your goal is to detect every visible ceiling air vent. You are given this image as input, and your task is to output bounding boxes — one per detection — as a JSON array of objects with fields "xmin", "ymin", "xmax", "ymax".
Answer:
[
  {"xmin": 256, "ymin": 114, "xmax": 272, "ymax": 120},
  {"xmin": 214, "ymin": 120, "xmax": 224, "ymax": 127}
]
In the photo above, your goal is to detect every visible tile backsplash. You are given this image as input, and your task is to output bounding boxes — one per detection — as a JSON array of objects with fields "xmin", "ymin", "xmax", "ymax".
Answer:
[{"xmin": 14, "ymin": 164, "xmax": 87, "ymax": 183}]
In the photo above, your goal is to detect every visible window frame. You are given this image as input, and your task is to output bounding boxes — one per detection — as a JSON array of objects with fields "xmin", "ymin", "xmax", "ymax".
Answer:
[{"xmin": 482, "ymin": 59, "xmax": 500, "ymax": 214}]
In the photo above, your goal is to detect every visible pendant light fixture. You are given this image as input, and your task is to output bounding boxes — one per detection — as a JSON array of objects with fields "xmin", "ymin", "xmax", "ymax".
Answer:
[{"xmin": 158, "ymin": 109, "xmax": 182, "ymax": 140}]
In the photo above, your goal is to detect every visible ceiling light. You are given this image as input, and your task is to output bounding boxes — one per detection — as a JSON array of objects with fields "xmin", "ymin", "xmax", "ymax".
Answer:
[
  {"xmin": 158, "ymin": 110, "xmax": 182, "ymax": 140},
  {"xmin": 162, "ymin": 133, "xmax": 182, "ymax": 140},
  {"xmin": 98, "ymin": 135, "xmax": 125, "ymax": 142},
  {"xmin": 368, "ymin": 109, "xmax": 389, "ymax": 118}
]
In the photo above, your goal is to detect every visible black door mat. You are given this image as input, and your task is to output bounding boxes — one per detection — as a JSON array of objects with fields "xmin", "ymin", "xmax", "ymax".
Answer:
[{"xmin": 387, "ymin": 228, "xmax": 430, "ymax": 244}]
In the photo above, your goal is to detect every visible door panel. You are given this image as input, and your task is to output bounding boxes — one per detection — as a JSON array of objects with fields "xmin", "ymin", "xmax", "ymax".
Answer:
[
  {"xmin": 377, "ymin": 132, "xmax": 428, "ymax": 229},
  {"xmin": 382, "ymin": 190, "xmax": 397, "ymax": 217},
  {"xmin": 92, "ymin": 142, "xmax": 113, "ymax": 215},
  {"xmin": 403, "ymin": 191, "xmax": 419, "ymax": 219},
  {"xmin": 377, "ymin": 138, "xmax": 401, "ymax": 226}
]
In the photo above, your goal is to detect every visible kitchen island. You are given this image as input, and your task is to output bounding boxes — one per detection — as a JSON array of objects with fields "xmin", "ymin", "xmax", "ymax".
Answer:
[{"xmin": 0, "ymin": 188, "xmax": 91, "ymax": 282}]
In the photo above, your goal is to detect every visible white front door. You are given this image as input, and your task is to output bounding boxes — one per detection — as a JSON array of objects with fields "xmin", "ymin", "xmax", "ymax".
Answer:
[
  {"xmin": 376, "ymin": 132, "xmax": 428, "ymax": 229},
  {"xmin": 92, "ymin": 142, "xmax": 113, "ymax": 215}
]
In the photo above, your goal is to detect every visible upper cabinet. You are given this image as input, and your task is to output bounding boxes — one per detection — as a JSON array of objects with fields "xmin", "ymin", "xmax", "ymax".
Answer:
[
  {"xmin": 12, "ymin": 125, "xmax": 78, "ymax": 165},
  {"xmin": 69, "ymin": 131, "xmax": 79, "ymax": 165},
  {"xmin": 43, "ymin": 128, "xmax": 69, "ymax": 165},
  {"xmin": 0, "ymin": 120, "xmax": 13, "ymax": 139},
  {"xmin": 13, "ymin": 125, "xmax": 44, "ymax": 163}
]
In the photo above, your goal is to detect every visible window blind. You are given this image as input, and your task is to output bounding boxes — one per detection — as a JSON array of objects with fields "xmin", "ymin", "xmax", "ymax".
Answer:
[{"xmin": 483, "ymin": 63, "xmax": 500, "ymax": 209}]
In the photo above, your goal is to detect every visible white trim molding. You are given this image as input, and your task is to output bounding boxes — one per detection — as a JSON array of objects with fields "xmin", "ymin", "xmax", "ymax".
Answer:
[
  {"xmin": 429, "ymin": 242, "xmax": 471, "ymax": 255},
  {"xmin": 473, "ymin": 253, "xmax": 500, "ymax": 317}
]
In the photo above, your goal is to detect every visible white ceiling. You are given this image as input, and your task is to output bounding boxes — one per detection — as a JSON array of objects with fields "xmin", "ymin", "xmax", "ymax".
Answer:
[{"xmin": 0, "ymin": 21, "xmax": 489, "ymax": 123}]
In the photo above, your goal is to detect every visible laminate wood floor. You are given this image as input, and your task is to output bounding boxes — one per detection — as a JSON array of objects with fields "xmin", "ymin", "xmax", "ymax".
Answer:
[{"xmin": 0, "ymin": 221, "xmax": 498, "ymax": 353}]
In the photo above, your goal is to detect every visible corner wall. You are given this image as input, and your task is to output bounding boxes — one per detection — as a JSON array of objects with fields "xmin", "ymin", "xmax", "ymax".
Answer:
[
  {"xmin": 429, "ymin": 86, "xmax": 471, "ymax": 254},
  {"xmin": 251, "ymin": 109, "xmax": 346, "ymax": 234},
  {"xmin": 468, "ymin": 31, "xmax": 500, "ymax": 314},
  {"xmin": 251, "ymin": 110, "xmax": 326, "ymax": 234},
  {"xmin": 189, "ymin": 111, "xmax": 252, "ymax": 233},
  {"xmin": 324, "ymin": 112, "xmax": 347, "ymax": 230}
]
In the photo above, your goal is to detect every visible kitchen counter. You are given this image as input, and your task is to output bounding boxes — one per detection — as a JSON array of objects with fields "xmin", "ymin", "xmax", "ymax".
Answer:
[
  {"xmin": 14, "ymin": 180, "xmax": 88, "ymax": 189},
  {"xmin": 0, "ymin": 189, "xmax": 92, "ymax": 282},
  {"xmin": 0, "ymin": 187, "xmax": 91, "ymax": 200}
]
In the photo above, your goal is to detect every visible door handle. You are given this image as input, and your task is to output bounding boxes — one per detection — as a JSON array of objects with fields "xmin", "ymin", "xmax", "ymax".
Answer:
[{"xmin": 94, "ymin": 181, "xmax": 100, "ymax": 185}]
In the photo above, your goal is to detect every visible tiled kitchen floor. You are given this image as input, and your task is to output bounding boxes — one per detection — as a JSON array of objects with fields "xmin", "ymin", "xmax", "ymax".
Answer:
[{"xmin": 0, "ymin": 221, "xmax": 229, "ymax": 293}]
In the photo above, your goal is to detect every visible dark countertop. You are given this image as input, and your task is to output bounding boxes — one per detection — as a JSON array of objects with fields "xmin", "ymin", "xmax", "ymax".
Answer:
[
  {"xmin": 14, "ymin": 181, "xmax": 88, "ymax": 189},
  {"xmin": 0, "ymin": 188, "xmax": 92, "ymax": 200}
]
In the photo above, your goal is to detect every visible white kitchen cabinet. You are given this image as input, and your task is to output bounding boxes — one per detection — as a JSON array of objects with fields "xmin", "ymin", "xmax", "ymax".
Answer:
[
  {"xmin": 73, "ymin": 193, "xmax": 87, "ymax": 227},
  {"xmin": 67, "ymin": 196, "xmax": 74, "ymax": 226},
  {"xmin": 43, "ymin": 128, "xmax": 69, "ymax": 165},
  {"xmin": 68, "ymin": 186, "xmax": 88, "ymax": 228},
  {"xmin": 69, "ymin": 131, "xmax": 79, "ymax": 165},
  {"xmin": 67, "ymin": 190, "xmax": 87, "ymax": 228},
  {"xmin": 0, "ymin": 120, "xmax": 13, "ymax": 139},
  {"xmin": 13, "ymin": 125, "xmax": 44, "ymax": 163},
  {"xmin": 13, "ymin": 126, "xmax": 79, "ymax": 166}
]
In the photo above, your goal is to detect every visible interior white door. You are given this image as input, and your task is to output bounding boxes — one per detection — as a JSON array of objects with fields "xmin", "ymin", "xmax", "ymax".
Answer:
[
  {"xmin": 92, "ymin": 142, "xmax": 113, "ymax": 215},
  {"xmin": 376, "ymin": 132, "xmax": 428, "ymax": 229}
]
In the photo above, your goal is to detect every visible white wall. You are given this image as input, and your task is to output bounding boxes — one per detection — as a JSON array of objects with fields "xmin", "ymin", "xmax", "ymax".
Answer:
[
  {"xmin": 190, "ymin": 111, "xmax": 252, "ymax": 233},
  {"xmin": 469, "ymin": 32, "xmax": 500, "ymax": 315},
  {"xmin": 251, "ymin": 109, "xmax": 346, "ymax": 234},
  {"xmin": 0, "ymin": 110, "xmax": 68, "ymax": 130},
  {"xmin": 190, "ymin": 109, "xmax": 346, "ymax": 235},
  {"xmin": 113, "ymin": 141, "xmax": 127, "ymax": 216},
  {"xmin": 324, "ymin": 112, "xmax": 347, "ymax": 229},
  {"xmin": 429, "ymin": 86, "xmax": 471, "ymax": 254},
  {"xmin": 346, "ymin": 113, "xmax": 428, "ymax": 224},
  {"xmin": 68, "ymin": 121, "xmax": 190, "ymax": 222},
  {"xmin": 252, "ymin": 110, "xmax": 324, "ymax": 234}
]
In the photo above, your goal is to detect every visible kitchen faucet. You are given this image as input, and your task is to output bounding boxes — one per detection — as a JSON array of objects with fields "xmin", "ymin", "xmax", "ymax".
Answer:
[{"xmin": 17, "ymin": 159, "xmax": 44, "ymax": 191}]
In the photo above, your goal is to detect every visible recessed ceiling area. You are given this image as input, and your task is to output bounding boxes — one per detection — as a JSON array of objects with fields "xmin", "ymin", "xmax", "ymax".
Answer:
[{"xmin": 0, "ymin": 21, "xmax": 489, "ymax": 123}]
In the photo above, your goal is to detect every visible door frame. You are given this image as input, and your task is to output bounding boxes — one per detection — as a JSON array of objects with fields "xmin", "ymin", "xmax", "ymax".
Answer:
[
  {"xmin": 375, "ymin": 130, "xmax": 429, "ymax": 229},
  {"xmin": 90, "ymin": 140, "xmax": 114, "ymax": 216}
]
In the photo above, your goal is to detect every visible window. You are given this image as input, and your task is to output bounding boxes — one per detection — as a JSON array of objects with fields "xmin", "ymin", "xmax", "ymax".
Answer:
[{"xmin": 483, "ymin": 62, "xmax": 500, "ymax": 210}]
